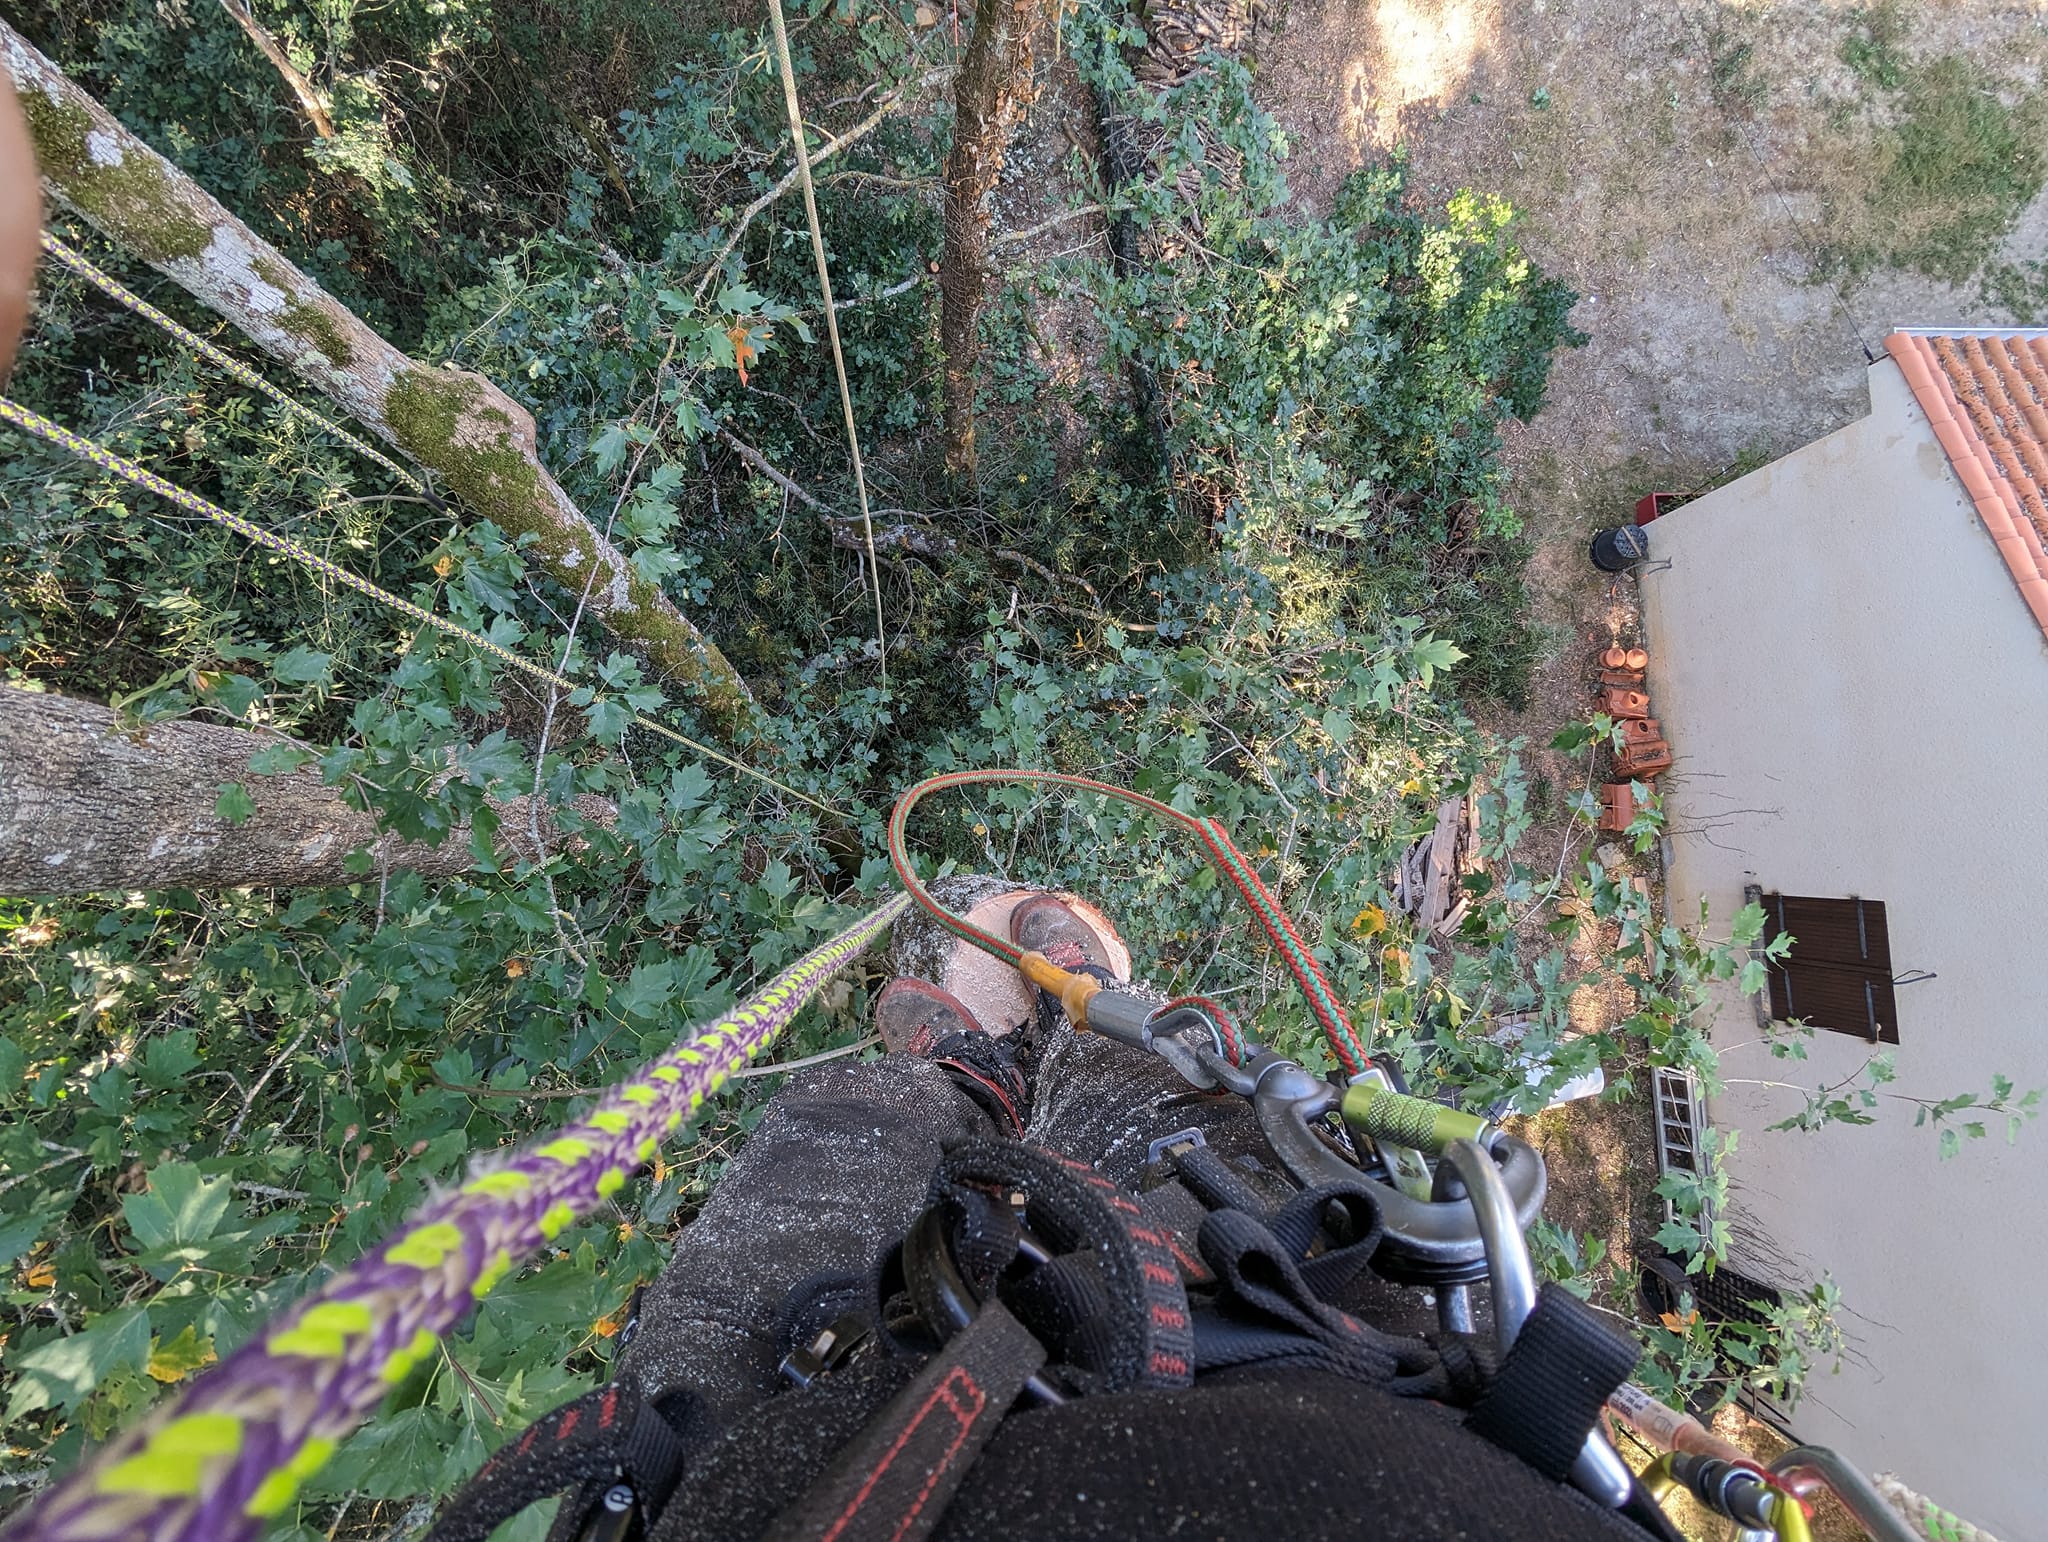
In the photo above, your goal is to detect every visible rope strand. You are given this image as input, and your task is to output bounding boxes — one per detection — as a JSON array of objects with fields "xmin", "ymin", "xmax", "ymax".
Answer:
[
  {"xmin": 0, "ymin": 395, "xmax": 846, "ymax": 819},
  {"xmin": 37, "ymin": 232, "xmax": 432, "ymax": 499},
  {"xmin": 762, "ymin": 0, "xmax": 888, "ymax": 689}
]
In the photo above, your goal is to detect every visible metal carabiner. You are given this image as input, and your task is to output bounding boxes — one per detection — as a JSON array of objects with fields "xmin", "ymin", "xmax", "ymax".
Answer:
[
  {"xmin": 1238, "ymin": 1052, "xmax": 1547, "ymax": 1285},
  {"xmin": 1441, "ymin": 1139, "xmax": 1635, "ymax": 1510}
]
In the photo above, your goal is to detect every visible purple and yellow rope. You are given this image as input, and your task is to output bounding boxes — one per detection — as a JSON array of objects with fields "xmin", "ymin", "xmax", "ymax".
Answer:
[
  {"xmin": 10, "ymin": 893, "xmax": 907, "ymax": 1542},
  {"xmin": 38, "ymin": 232, "xmax": 430, "ymax": 499}
]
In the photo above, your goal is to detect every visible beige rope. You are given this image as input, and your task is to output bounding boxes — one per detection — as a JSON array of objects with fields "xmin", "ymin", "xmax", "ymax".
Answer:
[
  {"xmin": 761, "ymin": 0, "xmax": 888, "ymax": 688},
  {"xmin": 1875, "ymin": 1474, "xmax": 2001, "ymax": 1542}
]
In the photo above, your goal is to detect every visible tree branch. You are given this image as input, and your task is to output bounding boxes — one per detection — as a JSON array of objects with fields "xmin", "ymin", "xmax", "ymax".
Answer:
[
  {"xmin": 692, "ymin": 84, "xmax": 929, "ymax": 303},
  {"xmin": 218, "ymin": 0, "xmax": 335, "ymax": 139}
]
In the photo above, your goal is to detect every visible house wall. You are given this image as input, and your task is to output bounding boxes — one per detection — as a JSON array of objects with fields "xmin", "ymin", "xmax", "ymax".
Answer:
[{"xmin": 1637, "ymin": 358, "xmax": 2048, "ymax": 1535}]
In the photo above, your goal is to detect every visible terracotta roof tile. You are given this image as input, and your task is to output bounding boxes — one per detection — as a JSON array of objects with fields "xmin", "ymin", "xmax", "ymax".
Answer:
[{"xmin": 1885, "ymin": 329, "xmax": 2048, "ymax": 640}]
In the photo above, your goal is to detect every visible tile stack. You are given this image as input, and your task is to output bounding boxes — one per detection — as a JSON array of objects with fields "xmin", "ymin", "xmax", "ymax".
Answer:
[{"xmin": 1595, "ymin": 645, "xmax": 1670, "ymax": 831}]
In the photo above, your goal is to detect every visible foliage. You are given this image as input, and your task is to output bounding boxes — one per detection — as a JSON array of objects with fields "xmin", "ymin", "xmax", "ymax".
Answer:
[{"xmin": 0, "ymin": 0, "xmax": 2027, "ymax": 1526}]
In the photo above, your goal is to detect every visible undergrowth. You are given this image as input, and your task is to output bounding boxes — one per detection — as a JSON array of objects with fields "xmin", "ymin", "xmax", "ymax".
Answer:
[{"xmin": 3, "ymin": 0, "xmax": 2024, "ymax": 1531}]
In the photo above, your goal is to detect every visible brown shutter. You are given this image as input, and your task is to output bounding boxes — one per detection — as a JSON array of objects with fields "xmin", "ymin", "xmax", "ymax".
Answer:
[{"xmin": 1762, "ymin": 894, "xmax": 1900, "ymax": 1044}]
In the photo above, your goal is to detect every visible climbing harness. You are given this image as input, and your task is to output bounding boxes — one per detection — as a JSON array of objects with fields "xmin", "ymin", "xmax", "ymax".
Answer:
[
  {"xmin": 3, "ymin": 771, "xmax": 1967, "ymax": 1541},
  {"xmin": 0, "ymin": 395, "xmax": 843, "ymax": 818}
]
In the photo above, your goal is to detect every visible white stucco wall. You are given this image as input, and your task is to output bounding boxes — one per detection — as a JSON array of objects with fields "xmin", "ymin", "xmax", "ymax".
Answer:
[{"xmin": 1637, "ymin": 358, "xmax": 2048, "ymax": 1536}]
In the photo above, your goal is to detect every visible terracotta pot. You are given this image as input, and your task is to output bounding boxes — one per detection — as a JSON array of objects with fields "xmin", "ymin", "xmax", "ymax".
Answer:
[{"xmin": 1598, "ymin": 687, "xmax": 1652, "ymax": 720}]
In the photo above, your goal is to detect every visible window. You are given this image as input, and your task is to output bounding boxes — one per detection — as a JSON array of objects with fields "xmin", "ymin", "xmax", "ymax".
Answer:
[{"xmin": 1761, "ymin": 893, "xmax": 1899, "ymax": 1043}]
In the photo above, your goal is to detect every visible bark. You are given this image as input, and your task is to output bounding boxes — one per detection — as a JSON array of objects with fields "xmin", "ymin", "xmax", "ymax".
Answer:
[
  {"xmin": 938, "ymin": 0, "xmax": 1062, "ymax": 484},
  {"xmin": 217, "ymin": 0, "xmax": 335, "ymax": 139},
  {"xmin": 0, "ymin": 688, "xmax": 611, "ymax": 894},
  {"xmin": 1, "ymin": 23, "xmax": 759, "ymax": 739}
]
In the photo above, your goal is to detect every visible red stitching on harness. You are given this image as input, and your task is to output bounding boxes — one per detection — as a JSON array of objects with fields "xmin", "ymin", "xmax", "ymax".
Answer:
[
  {"xmin": 821, "ymin": 1366, "xmax": 986, "ymax": 1542},
  {"xmin": 1166, "ymin": 1237, "xmax": 1212, "ymax": 1281},
  {"xmin": 556, "ymin": 1408, "xmax": 581, "ymax": 1443},
  {"xmin": 515, "ymin": 1425, "xmax": 539, "ymax": 1459},
  {"xmin": 1149, "ymin": 1351, "xmax": 1191, "ymax": 1379},
  {"xmin": 599, "ymin": 1386, "xmax": 618, "ymax": 1430},
  {"xmin": 1128, "ymin": 1224, "xmax": 1166, "ymax": 1246},
  {"xmin": 1150, "ymin": 1303, "xmax": 1189, "ymax": 1331},
  {"xmin": 1142, "ymin": 1260, "xmax": 1178, "ymax": 1287}
]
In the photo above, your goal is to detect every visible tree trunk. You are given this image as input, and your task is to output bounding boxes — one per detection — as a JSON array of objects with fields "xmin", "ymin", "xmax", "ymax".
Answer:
[
  {"xmin": 1, "ymin": 23, "xmax": 759, "ymax": 739},
  {"xmin": 938, "ymin": 0, "xmax": 1062, "ymax": 484},
  {"xmin": 0, "ymin": 688, "xmax": 608, "ymax": 894}
]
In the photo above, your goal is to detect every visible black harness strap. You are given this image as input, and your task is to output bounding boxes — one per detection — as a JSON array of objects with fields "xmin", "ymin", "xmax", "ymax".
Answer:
[
  {"xmin": 765, "ymin": 1301, "xmax": 1046, "ymax": 1542},
  {"xmin": 1464, "ymin": 1285, "xmax": 1641, "ymax": 1482},
  {"xmin": 424, "ymin": 1380, "xmax": 693, "ymax": 1542},
  {"xmin": 930, "ymin": 1142, "xmax": 1195, "ymax": 1390}
]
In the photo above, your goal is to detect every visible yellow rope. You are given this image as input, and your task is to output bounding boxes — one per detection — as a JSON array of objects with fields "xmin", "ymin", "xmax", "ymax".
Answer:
[
  {"xmin": 761, "ymin": 0, "xmax": 888, "ymax": 689},
  {"xmin": 0, "ymin": 395, "xmax": 848, "ymax": 819}
]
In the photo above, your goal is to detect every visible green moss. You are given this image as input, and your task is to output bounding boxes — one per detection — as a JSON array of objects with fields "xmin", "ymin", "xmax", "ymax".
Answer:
[
  {"xmin": 278, "ymin": 297, "xmax": 355, "ymax": 368},
  {"xmin": 385, "ymin": 368, "xmax": 752, "ymax": 726},
  {"xmin": 18, "ymin": 89, "xmax": 211, "ymax": 264},
  {"xmin": 386, "ymin": 370, "xmax": 546, "ymax": 535}
]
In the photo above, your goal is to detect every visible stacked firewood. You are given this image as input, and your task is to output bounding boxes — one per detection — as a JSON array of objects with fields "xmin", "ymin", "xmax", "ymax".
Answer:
[{"xmin": 1393, "ymin": 796, "xmax": 1478, "ymax": 937}]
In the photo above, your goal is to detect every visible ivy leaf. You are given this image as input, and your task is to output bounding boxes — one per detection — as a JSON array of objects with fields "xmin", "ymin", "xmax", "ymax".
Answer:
[
  {"xmin": 214, "ymin": 782, "xmax": 257, "ymax": 825},
  {"xmin": 5, "ymin": 1307, "xmax": 151, "ymax": 1418}
]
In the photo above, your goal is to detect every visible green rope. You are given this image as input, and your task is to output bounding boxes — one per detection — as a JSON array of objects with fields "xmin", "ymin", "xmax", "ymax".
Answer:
[{"xmin": 39, "ymin": 232, "xmax": 432, "ymax": 499}]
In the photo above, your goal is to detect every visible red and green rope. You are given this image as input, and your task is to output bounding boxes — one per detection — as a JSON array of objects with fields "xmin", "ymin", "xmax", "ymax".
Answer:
[{"xmin": 887, "ymin": 769, "xmax": 1371, "ymax": 1075}]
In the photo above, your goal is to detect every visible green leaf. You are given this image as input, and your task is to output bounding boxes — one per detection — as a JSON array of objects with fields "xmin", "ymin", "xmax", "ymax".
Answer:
[
  {"xmin": 122, "ymin": 1162, "xmax": 232, "ymax": 1254},
  {"xmin": 614, "ymin": 961, "xmax": 674, "ymax": 1020},
  {"xmin": 6, "ymin": 1307, "xmax": 151, "ymax": 1418},
  {"xmin": 246, "ymin": 742, "xmax": 315, "ymax": 775},
  {"xmin": 586, "ymin": 696, "xmax": 632, "ymax": 741},
  {"xmin": 146, "ymin": 1324, "xmax": 218, "ymax": 1384},
  {"xmin": 308, "ymin": 1405, "xmax": 462, "ymax": 1499},
  {"xmin": 198, "ymin": 671, "xmax": 262, "ymax": 719},
  {"xmin": 214, "ymin": 782, "xmax": 257, "ymax": 825},
  {"xmin": 272, "ymin": 647, "xmax": 333, "ymax": 686},
  {"xmin": 0, "ymin": 1209, "xmax": 52, "ymax": 1267},
  {"xmin": 1738, "ymin": 960, "xmax": 1767, "ymax": 996}
]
